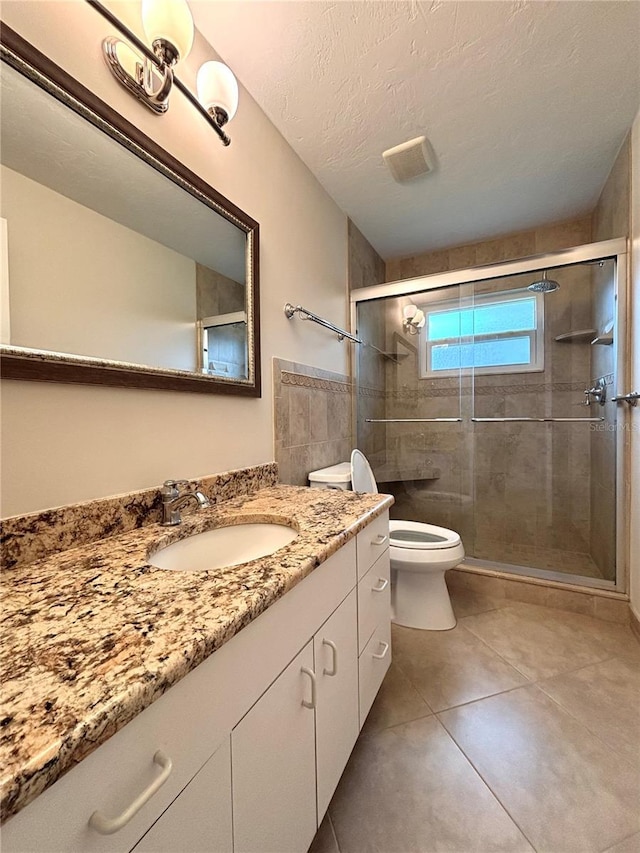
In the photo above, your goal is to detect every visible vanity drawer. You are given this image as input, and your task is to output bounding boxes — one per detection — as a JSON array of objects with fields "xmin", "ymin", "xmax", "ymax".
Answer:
[
  {"xmin": 358, "ymin": 620, "xmax": 392, "ymax": 728},
  {"xmin": 356, "ymin": 511, "xmax": 389, "ymax": 580},
  {"xmin": 357, "ymin": 549, "xmax": 391, "ymax": 655},
  {"xmin": 1, "ymin": 668, "xmax": 228, "ymax": 853}
]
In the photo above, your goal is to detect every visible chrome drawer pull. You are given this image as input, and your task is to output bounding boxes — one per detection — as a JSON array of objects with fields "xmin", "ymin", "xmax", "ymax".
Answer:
[
  {"xmin": 372, "ymin": 534, "xmax": 388, "ymax": 546},
  {"xmin": 372, "ymin": 577, "xmax": 389, "ymax": 593},
  {"xmin": 322, "ymin": 638, "xmax": 338, "ymax": 676},
  {"xmin": 88, "ymin": 750, "xmax": 173, "ymax": 835},
  {"xmin": 372, "ymin": 641, "xmax": 390, "ymax": 660},
  {"xmin": 301, "ymin": 666, "xmax": 317, "ymax": 709}
]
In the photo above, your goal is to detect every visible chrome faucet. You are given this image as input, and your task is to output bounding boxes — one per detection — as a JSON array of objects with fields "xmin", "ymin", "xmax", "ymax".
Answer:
[{"xmin": 161, "ymin": 479, "xmax": 211, "ymax": 526}]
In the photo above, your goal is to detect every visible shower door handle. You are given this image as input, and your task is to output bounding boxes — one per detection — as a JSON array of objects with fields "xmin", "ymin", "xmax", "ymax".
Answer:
[{"xmin": 611, "ymin": 392, "xmax": 640, "ymax": 407}]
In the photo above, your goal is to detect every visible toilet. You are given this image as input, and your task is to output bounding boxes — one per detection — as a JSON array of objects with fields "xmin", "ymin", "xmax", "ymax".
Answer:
[{"xmin": 309, "ymin": 450, "xmax": 464, "ymax": 630}]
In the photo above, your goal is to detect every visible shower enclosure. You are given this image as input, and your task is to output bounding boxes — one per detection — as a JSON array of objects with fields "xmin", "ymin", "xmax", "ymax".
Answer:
[{"xmin": 352, "ymin": 239, "xmax": 629, "ymax": 590}]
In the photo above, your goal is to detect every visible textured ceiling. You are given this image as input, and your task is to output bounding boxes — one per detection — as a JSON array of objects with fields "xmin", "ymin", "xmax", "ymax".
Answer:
[{"xmin": 192, "ymin": 1, "xmax": 640, "ymax": 260}]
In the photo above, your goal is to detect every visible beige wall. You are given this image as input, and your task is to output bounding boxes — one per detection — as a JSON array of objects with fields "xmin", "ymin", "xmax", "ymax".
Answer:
[
  {"xmin": 1, "ymin": 165, "xmax": 197, "ymax": 371},
  {"xmin": 0, "ymin": 1, "xmax": 348, "ymax": 517},
  {"xmin": 630, "ymin": 114, "xmax": 640, "ymax": 620}
]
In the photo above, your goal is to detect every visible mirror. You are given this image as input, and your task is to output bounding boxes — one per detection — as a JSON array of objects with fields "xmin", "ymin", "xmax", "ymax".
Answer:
[{"xmin": 0, "ymin": 26, "xmax": 260, "ymax": 396}]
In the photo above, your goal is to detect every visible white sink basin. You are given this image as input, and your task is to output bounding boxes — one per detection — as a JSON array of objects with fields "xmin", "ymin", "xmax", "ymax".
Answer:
[{"xmin": 148, "ymin": 523, "xmax": 299, "ymax": 572}]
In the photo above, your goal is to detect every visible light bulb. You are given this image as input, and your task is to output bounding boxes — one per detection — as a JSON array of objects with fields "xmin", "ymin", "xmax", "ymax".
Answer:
[
  {"xmin": 197, "ymin": 61, "xmax": 239, "ymax": 123},
  {"xmin": 142, "ymin": 0, "xmax": 194, "ymax": 62}
]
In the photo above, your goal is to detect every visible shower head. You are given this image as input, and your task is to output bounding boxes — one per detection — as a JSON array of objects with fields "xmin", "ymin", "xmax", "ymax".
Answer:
[{"xmin": 527, "ymin": 271, "xmax": 560, "ymax": 293}]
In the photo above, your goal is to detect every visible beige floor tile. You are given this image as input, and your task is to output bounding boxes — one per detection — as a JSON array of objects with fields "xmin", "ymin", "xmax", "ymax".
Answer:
[
  {"xmin": 309, "ymin": 813, "xmax": 339, "ymax": 853},
  {"xmin": 538, "ymin": 657, "xmax": 640, "ymax": 768},
  {"xmin": 328, "ymin": 715, "xmax": 533, "ymax": 853},
  {"xmin": 361, "ymin": 662, "xmax": 432, "ymax": 734},
  {"xmin": 461, "ymin": 602, "xmax": 638, "ymax": 681},
  {"xmin": 439, "ymin": 685, "xmax": 640, "ymax": 853},
  {"xmin": 449, "ymin": 583, "xmax": 507, "ymax": 618},
  {"xmin": 602, "ymin": 832, "xmax": 640, "ymax": 853},
  {"xmin": 391, "ymin": 623, "xmax": 527, "ymax": 712}
]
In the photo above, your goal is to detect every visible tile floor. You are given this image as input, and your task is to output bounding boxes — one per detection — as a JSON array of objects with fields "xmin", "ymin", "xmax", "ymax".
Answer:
[{"xmin": 310, "ymin": 584, "xmax": 640, "ymax": 853}]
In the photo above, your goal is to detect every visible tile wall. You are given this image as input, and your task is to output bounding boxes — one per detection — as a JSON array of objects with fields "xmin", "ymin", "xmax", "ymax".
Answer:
[
  {"xmin": 590, "ymin": 135, "xmax": 632, "ymax": 576},
  {"xmin": 386, "ymin": 216, "xmax": 592, "ymax": 281},
  {"xmin": 273, "ymin": 358, "xmax": 353, "ymax": 486},
  {"xmin": 354, "ymin": 215, "xmax": 629, "ymax": 581}
]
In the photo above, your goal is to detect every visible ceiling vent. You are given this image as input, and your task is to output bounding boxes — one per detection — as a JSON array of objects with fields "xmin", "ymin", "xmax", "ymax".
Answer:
[{"xmin": 383, "ymin": 136, "xmax": 435, "ymax": 183}]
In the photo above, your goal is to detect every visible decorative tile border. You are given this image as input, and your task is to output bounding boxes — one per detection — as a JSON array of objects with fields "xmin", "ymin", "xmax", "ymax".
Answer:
[
  {"xmin": 374, "ymin": 381, "xmax": 586, "ymax": 401},
  {"xmin": 281, "ymin": 370, "xmax": 351, "ymax": 394}
]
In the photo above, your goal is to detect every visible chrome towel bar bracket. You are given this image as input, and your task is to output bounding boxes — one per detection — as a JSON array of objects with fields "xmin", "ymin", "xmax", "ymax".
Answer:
[{"xmin": 284, "ymin": 303, "xmax": 362, "ymax": 344}]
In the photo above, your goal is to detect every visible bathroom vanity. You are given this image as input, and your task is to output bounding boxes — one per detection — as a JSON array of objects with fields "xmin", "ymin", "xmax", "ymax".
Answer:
[{"xmin": 0, "ymin": 476, "xmax": 392, "ymax": 852}]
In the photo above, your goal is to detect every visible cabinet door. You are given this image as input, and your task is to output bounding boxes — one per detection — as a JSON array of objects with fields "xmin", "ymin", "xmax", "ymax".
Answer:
[
  {"xmin": 313, "ymin": 589, "xmax": 359, "ymax": 820},
  {"xmin": 133, "ymin": 739, "xmax": 232, "ymax": 853},
  {"xmin": 232, "ymin": 642, "xmax": 317, "ymax": 853}
]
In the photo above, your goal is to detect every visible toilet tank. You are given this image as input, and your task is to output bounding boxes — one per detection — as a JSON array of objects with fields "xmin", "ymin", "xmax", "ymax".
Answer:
[{"xmin": 308, "ymin": 462, "xmax": 352, "ymax": 490}]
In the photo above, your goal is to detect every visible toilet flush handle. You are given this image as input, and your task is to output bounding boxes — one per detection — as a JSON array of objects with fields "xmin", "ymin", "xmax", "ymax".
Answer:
[{"xmin": 372, "ymin": 534, "xmax": 388, "ymax": 546}]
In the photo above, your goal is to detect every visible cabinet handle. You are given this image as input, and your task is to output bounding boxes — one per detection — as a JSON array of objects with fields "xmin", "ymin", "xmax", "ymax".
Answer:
[
  {"xmin": 372, "ymin": 641, "xmax": 390, "ymax": 660},
  {"xmin": 301, "ymin": 666, "xmax": 317, "ymax": 709},
  {"xmin": 372, "ymin": 577, "xmax": 389, "ymax": 593},
  {"xmin": 322, "ymin": 638, "xmax": 338, "ymax": 676},
  {"xmin": 88, "ymin": 750, "xmax": 173, "ymax": 835},
  {"xmin": 372, "ymin": 534, "xmax": 388, "ymax": 546}
]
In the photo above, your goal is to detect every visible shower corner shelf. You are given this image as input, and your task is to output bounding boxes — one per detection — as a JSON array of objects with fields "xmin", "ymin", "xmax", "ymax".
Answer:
[
  {"xmin": 554, "ymin": 329, "xmax": 597, "ymax": 343},
  {"xmin": 380, "ymin": 351, "xmax": 410, "ymax": 363}
]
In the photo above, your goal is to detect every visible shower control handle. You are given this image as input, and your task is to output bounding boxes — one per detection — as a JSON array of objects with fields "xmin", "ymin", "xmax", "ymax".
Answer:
[{"xmin": 612, "ymin": 391, "xmax": 640, "ymax": 407}]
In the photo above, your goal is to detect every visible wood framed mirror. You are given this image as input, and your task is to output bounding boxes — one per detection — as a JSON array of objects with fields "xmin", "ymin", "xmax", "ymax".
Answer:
[{"xmin": 0, "ymin": 25, "xmax": 261, "ymax": 396}]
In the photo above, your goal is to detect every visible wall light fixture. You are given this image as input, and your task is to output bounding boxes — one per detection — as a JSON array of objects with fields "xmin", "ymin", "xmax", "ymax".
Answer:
[
  {"xmin": 403, "ymin": 304, "xmax": 426, "ymax": 335},
  {"xmin": 86, "ymin": 0, "xmax": 238, "ymax": 146}
]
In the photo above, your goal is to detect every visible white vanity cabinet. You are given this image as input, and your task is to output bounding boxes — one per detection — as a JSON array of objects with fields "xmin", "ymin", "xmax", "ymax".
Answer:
[
  {"xmin": 132, "ymin": 739, "xmax": 233, "ymax": 853},
  {"xmin": 2, "ymin": 512, "xmax": 390, "ymax": 853},
  {"xmin": 232, "ymin": 642, "xmax": 318, "ymax": 853}
]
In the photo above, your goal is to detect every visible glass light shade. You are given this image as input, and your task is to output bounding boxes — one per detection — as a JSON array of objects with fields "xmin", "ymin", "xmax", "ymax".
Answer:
[
  {"xmin": 142, "ymin": 0, "xmax": 194, "ymax": 61},
  {"xmin": 197, "ymin": 61, "xmax": 239, "ymax": 122},
  {"xmin": 403, "ymin": 304, "xmax": 418, "ymax": 321}
]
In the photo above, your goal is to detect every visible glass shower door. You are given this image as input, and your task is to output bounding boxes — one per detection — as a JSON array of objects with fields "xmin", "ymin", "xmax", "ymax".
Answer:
[
  {"xmin": 355, "ymin": 287, "xmax": 471, "ymax": 543},
  {"xmin": 467, "ymin": 258, "xmax": 618, "ymax": 583}
]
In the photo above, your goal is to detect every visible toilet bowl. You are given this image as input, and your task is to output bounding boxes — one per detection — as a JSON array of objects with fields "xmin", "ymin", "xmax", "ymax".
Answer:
[{"xmin": 308, "ymin": 451, "xmax": 464, "ymax": 631}]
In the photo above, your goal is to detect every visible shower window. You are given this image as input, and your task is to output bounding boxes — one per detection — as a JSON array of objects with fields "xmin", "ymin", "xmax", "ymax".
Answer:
[{"xmin": 419, "ymin": 289, "xmax": 544, "ymax": 377}]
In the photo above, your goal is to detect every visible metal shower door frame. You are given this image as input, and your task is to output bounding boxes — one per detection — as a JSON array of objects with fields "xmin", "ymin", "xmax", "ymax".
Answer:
[{"xmin": 350, "ymin": 237, "xmax": 630, "ymax": 594}]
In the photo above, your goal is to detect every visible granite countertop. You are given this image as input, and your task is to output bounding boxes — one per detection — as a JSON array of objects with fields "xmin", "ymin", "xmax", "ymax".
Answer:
[{"xmin": 0, "ymin": 484, "xmax": 393, "ymax": 822}]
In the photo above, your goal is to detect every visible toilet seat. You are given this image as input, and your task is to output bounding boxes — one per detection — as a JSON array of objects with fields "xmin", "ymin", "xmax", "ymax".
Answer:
[{"xmin": 389, "ymin": 520, "xmax": 461, "ymax": 550}]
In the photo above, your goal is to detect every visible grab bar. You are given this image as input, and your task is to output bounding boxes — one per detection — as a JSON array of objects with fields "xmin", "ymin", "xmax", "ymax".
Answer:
[
  {"xmin": 284, "ymin": 303, "xmax": 362, "ymax": 344},
  {"xmin": 471, "ymin": 417, "xmax": 604, "ymax": 423},
  {"xmin": 365, "ymin": 418, "xmax": 463, "ymax": 423}
]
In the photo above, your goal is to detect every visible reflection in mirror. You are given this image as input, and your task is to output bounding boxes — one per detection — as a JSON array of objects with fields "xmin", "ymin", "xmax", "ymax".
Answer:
[{"xmin": 0, "ymin": 28, "xmax": 260, "ymax": 395}]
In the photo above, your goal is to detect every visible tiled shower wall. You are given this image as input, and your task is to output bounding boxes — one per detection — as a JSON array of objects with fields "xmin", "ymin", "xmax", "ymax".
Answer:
[
  {"xmin": 273, "ymin": 358, "xmax": 352, "ymax": 486},
  {"xmin": 385, "ymin": 216, "xmax": 593, "ymax": 281},
  {"xmin": 374, "ymin": 263, "xmax": 597, "ymax": 576},
  {"xmin": 589, "ymin": 135, "xmax": 632, "ymax": 575},
  {"xmin": 354, "ymin": 213, "xmax": 626, "ymax": 580}
]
